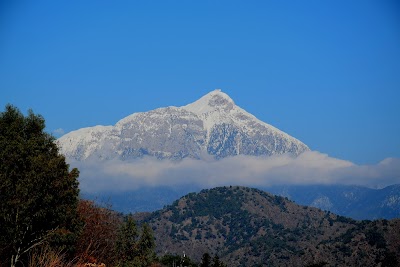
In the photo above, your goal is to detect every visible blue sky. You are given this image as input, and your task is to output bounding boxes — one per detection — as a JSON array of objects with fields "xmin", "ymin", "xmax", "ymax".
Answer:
[{"xmin": 1, "ymin": 0, "xmax": 399, "ymax": 165}]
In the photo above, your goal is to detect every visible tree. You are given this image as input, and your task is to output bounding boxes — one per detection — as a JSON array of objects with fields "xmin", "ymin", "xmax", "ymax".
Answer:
[
  {"xmin": 116, "ymin": 217, "xmax": 157, "ymax": 267},
  {"xmin": 160, "ymin": 253, "xmax": 197, "ymax": 267},
  {"xmin": 212, "ymin": 254, "xmax": 227, "ymax": 267},
  {"xmin": 137, "ymin": 223, "xmax": 156, "ymax": 266},
  {"xmin": 116, "ymin": 215, "xmax": 139, "ymax": 264},
  {"xmin": 75, "ymin": 200, "xmax": 121, "ymax": 265},
  {"xmin": 200, "ymin": 253, "xmax": 211, "ymax": 267},
  {"xmin": 0, "ymin": 105, "xmax": 80, "ymax": 267},
  {"xmin": 212, "ymin": 255, "xmax": 220, "ymax": 267}
]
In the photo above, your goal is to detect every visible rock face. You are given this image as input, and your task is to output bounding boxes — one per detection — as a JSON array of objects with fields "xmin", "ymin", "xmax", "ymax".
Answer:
[{"xmin": 58, "ymin": 89, "xmax": 309, "ymax": 161}]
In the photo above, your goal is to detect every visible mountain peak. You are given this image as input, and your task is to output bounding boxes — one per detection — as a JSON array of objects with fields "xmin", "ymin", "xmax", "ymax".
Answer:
[
  {"xmin": 58, "ymin": 88, "xmax": 310, "ymax": 161},
  {"xmin": 183, "ymin": 89, "xmax": 235, "ymax": 115}
]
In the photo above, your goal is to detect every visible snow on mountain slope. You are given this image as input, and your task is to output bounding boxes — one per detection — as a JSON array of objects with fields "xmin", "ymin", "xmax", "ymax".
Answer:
[
  {"xmin": 183, "ymin": 89, "xmax": 306, "ymax": 151},
  {"xmin": 58, "ymin": 89, "xmax": 310, "ymax": 161}
]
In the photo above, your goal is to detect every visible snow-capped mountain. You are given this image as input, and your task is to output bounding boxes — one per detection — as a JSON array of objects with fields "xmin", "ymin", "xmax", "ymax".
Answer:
[{"xmin": 58, "ymin": 89, "xmax": 309, "ymax": 161}]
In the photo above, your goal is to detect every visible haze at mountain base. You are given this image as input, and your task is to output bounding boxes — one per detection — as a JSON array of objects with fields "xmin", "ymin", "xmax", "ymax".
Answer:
[{"xmin": 74, "ymin": 151, "xmax": 400, "ymax": 193}]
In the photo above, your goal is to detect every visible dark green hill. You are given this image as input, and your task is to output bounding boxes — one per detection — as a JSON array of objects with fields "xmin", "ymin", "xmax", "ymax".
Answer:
[{"xmin": 142, "ymin": 186, "xmax": 400, "ymax": 267}]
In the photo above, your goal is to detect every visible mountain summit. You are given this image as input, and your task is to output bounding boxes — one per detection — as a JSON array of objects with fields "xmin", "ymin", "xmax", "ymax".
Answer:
[
  {"xmin": 58, "ymin": 90, "xmax": 309, "ymax": 161},
  {"xmin": 183, "ymin": 89, "xmax": 235, "ymax": 115}
]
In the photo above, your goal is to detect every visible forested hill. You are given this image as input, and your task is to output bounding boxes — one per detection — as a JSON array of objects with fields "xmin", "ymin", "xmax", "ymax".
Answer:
[{"xmin": 142, "ymin": 186, "xmax": 400, "ymax": 267}]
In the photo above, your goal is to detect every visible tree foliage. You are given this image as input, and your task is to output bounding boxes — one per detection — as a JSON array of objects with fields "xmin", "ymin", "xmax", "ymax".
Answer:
[
  {"xmin": 137, "ymin": 223, "xmax": 156, "ymax": 266},
  {"xmin": 211, "ymin": 255, "xmax": 226, "ymax": 267},
  {"xmin": 160, "ymin": 253, "xmax": 197, "ymax": 267},
  {"xmin": 75, "ymin": 200, "xmax": 121, "ymax": 265},
  {"xmin": 0, "ymin": 105, "xmax": 80, "ymax": 266},
  {"xmin": 116, "ymin": 216, "xmax": 156, "ymax": 267},
  {"xmin": 200, "ymin": 253, "xmax": 211, "ymax": 267},
  {"xmin": 117, "ymin": 216, "xmax": 139, "ymax": 264}
]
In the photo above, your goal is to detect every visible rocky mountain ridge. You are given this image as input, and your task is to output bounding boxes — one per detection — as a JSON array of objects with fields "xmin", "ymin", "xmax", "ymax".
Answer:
[{"xmin": 58, "ymin": 90, "xmax": 309, "ymax": 161}]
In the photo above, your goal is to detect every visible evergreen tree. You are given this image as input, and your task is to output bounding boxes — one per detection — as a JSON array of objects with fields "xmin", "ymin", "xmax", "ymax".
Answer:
[
  {"xmin": 160, "ymin": 253, "xmax": 197, "ymax": 267},
  {"xmin": 200, "ymin": 252, "xmax": 211, "ymax": 267},
  {"xmin": 137, "ymin": 223, "xmax": 156, "ymax": 267},
  {"xmin": 116, "ymin": 218, "xmax": 157, "ymax": 267},
  {"xmin": 212, "ymin": 254, "xmax": 226, "ymax": 267},
  {"xmin": 0, "ymin": 105, "xmax": 80, "ymax": 267},
  {"xmin": 116, "ymin": 216, "xmax": 139, "ymax": 263},
  {"xmin": 212, "ymin": 255, "xmax": 220, "ymax": 267}
]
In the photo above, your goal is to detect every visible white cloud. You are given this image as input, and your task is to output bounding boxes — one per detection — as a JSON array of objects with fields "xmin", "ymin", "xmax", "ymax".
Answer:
[{"xmin": 69, "ymin": 151, "xmax": 400, "ymax": 193}]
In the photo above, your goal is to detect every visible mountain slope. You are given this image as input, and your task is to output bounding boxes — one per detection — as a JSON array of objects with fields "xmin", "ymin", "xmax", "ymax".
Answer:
[
  {"xmin": 142, "ymin": 186, "xmax": 400, "ymax": 267},
  {"xmin": 265, "ymin": 184, "xmax": 400, "ymax": 220},
  {"xmin": 58, "ymin": 90, "xmax": 309, "ymax": 161}
]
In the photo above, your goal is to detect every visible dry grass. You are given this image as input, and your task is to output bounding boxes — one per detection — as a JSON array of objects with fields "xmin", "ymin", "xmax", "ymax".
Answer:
[{"xmin": 28, "ymin": 245, "xmax": 76, "ymax": 267}]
